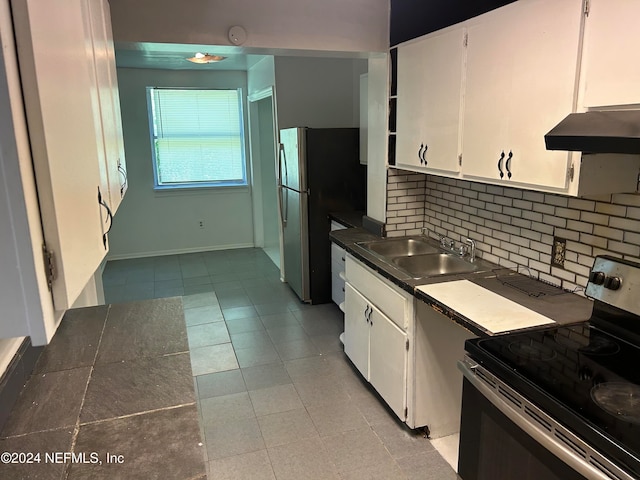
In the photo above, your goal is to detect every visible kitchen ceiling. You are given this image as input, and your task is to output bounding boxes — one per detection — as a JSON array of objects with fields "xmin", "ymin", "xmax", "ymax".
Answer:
[{"xmin": 114, "ymin": 42, "xmax": 269, "ymax": 71}]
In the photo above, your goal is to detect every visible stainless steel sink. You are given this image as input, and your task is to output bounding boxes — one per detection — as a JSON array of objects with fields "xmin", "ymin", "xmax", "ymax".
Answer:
[
  {"xmin": 358, "ymin": 237, "xmax": 440, "ymax": 257},
  {"xmin": 392, "ymin": 253, "xmax": 479, "ymax": 277}
]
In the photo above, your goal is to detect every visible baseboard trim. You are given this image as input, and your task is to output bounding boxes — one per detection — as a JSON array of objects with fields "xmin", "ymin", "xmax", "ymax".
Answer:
[
  {"xmin": 0, "ymin": 338, "xmax": 43, "ymax": 432},
  {"xmin": 105, "ymin": 243, "xmax": 256, "ymax": 261}
]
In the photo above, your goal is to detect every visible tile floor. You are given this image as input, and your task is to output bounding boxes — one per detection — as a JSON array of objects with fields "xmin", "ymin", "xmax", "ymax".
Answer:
[{"xmin": 5, "ymin": 248, "xmax": 461, "ymax": 479}]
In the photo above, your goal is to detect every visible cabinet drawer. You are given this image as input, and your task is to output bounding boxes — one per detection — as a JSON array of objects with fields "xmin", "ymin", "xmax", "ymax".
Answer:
[{"xmin": 345, "ymin": 254, "xmax": 409, "ymax": 329}]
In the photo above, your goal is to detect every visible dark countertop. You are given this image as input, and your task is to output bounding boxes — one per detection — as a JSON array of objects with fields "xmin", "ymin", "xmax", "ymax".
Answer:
[
  {"xmin": 329, "ymin": 211, "xmax": 365, "ymax": 229},
  {"xmin": 330, "ymin": 228, "xmax": 593, "ymax": 338}
]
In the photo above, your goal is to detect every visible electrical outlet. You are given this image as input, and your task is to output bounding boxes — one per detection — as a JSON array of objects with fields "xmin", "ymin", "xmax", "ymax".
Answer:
[
  {"xmin": 198, "ymin": 220, "xmax": 205, "ymax": 229},
  {"xmin": 551, "ymin": 236, "xmax": 566, "ymax": 268}
]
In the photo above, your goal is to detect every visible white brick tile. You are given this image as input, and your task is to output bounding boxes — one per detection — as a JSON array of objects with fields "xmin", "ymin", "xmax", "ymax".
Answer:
[
  {"xmin": 512, "ymin": 217, "xmax": 532, "ymax": 229},
  {"xmin": 503, "ymin": 206, "xmax": 522, "ymax": 217},
  {"xmin": 509, "ymin": 253, "xmax": 530, "ymax": 265},
  {"xmin": 611, "ymin": 193, "xmax": 640, "ymax": 207},
  {"xmin": 530, "ymin": 241, "xmax": 551, "ymax": 254},
  {"xmin": 564, "ymin": 261, "xmax": 590, "ymax": 278},
  {"xmin": 462, "ymin": 189, "xmax": 479, "ymax": 200},
  {"xmin": 523, "ymin": 191, "xmax": 545, "ymax": 203},
  {"xmin": 470, "ymin": 199, "xmax": 486, "ymax": 209},
  {"xmin": 501, "ymin": 224, "xmax": 520, "ymax": 236},
  {"xmin": 495, "ymin": 196, "xmax": 513, "ymax": 207},
  {"xmin": 531, "ymin": 222, "xmax": 554, "ymax": 235},
  {"xmin": 513, "ymin": 199, "xmax": 533, "ymax": 210},
  {"xmin": 543, "ymin": 215, "xmax": 567, "ymax": 229},
  {"xmin": 478, "ymin": 193, "xmax": 494, "ymax": 203},
  {"xmin": 577, "ymin": 254, "xmax": 594, "ymax": 267},
  {"xmin": 609, "ymin": 217, "xmax": 640, "ymax": 232},
  {"xmin": 555, "ymin": 208, "xmax": 580, "ymax": 220},
  {"xmin": 511, "ymin": 236, "xmax": 530, "ymax": 248},
  {"xmin": 519, "ymin": 248, "xmax": 540, "ymax": 261},
  {"xmin": 608, "ymin": 241, "xmax": 640, "ymax": 257},
  {"xmin": 533, "ymin": 203, "xmax": 555, "ymax": 215},
  {"xmin": 544, "ymin": 194, "xmax": 569, "ymax": 208},
  {"xmin": 487, "ymin": 185, "xmax": 504, "ymax": 196},
  {"xmin": 528, "ymin": 260, "xmax": 550, "ymax": 274},
  {"xmin": 566, "ymin": 220, "xmax": 593, "ymax": 234},
  {"xmin": 522, "ymin": 210, "xmax": 543, "ymax": 222},
  {"xmin": 521, "ymin": 229, "xmax": 542, "ymax": 242},
  {"xmin": 501, "ymin": 242, "xmax": 520, "ymax": 254},
  {"xmin": 553, "ymin": 228, "xmax": 580, "ymax": 241},
  {"xmin": 567, "ymin": 198, "xmax": 596, "ymax": 211},
  {"xmin": 387, "ymin": 231, "xmax": 405, "ymax": 238},
  {"xmin": 579, "ymin": 233, "xmax": 608, "ymax": 249},
  {"xmin": 486, "ymin": 203, "xmax": 502, "ymax": 214},
  {"xmin": 580, "ymin": 211, "xmax": 609, "ymax": 226},
  {"xmin": 595, "ymin": 202, "xmax": 626, "ymax": 217},
  {"xmin": 624, "ymin": 231, "xmax": 640, "ymax": 245},
  {"xmin": 471, "ymin": 183, "xmax": 487, "ymax": 193},
  {"xmin": 627, "ymin": 207, "xmax": 640, "ymax": 220},
  {"xmin": 503, "ymin": 188, "xmax": 523, "ymax": 199},
  {"xmin": 551, "ymin": 267, "xmax": 576, "ymax": 282},
  {"xmin": 593, "ymin": 225, "xmax": 623, "ymax": 241}
]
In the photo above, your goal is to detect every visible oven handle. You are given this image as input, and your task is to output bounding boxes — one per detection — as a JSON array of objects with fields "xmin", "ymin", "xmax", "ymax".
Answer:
[{"xmin": 458, "ymin": 359, "xmax": 634, "ymax": 480}]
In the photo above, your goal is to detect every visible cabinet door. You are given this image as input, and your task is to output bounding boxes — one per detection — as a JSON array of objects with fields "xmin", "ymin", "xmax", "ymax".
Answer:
[
  {"xmin": 12, "ymin": 0, "xmax": 109, "ymax": 310},
  {"xmin": 369, "ymin": 304, "xmax": 408, "ymax": 420},
  {"xmin": 581, "ymin": 0, "xmax": 640, "ymax": 107},
  {"xmin": 344, "ymin": 283, "xmax": 370, "ymax": 379},
  {"xmin": 396, "ymin": 27, "xmax": 465, "ymax": 175},
  {"xmin": 462, "ymin": 0, "xmax": 582, "ymax": 191},
  {"xmin": 87, "ymin": 0, "xmax": 128, "ymax": 213}
]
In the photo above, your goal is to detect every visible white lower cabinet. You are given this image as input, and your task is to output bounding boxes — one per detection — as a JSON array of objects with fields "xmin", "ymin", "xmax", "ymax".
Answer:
[
  {"xmin": 344, "ymin": 283, "xmax": 407, "ymax": 419},
  {"xmin": 344, "ymin": 254, "xmax": 478, "ymax": 435}
]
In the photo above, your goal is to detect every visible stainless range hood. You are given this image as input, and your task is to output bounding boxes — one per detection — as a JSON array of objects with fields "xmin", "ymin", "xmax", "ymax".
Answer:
[{"xmin": 545, "ymin": 110, "xmax": 640, "ymax": 154}]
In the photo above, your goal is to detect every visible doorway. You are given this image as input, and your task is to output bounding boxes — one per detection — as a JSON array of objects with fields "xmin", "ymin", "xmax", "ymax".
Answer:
[{"xmin": 248, "ymin": 88, "xmax": 281, "ymax": 271}]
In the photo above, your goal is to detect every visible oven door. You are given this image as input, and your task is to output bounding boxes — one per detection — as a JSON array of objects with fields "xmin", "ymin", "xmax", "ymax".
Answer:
[{"xmin": 458, "ymin": 359, "xmax": 633, "ymax": 480}]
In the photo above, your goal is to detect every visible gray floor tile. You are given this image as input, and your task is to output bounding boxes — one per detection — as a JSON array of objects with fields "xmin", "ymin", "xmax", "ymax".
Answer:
[
  {"xmin": 266, "ymin": 324, "xmax": 309, "ymax": 344},
  {"xmin": 338, "ymin": 455, "xmax": 407, "ymax": 480},
  {"xmin": 80, "ymin": 353, "xmax": 195, "ymax": 423},
  {"xmin": 248, "ymin": 384, "xmax": 303, "ymax": 417},
  {"xmin": 1, "ymin": 367, "xmax": 91, "ymax": 437},
  {"xmin": 293, "ymin": 373, "xmax": 351, "ymax": 409},
  {"xmin": 257, "ymin": 407, "xmax": 319, "ymax": 448},
  {"xmin": 34, "ymin": 305, "xmax": 108, "ymax": 374},
  {"xmin": 225, "ymin": 316, "xmax": 265, "ymax": 335},
  {"xmin": 222, "ymin": 305, "xmax": 259, "ymax": 321},
  {"xmin": 204, "ymin": 417, "xmax": 265, "ymax": 461},
  {"xmin": 307, "ymin": 400, "xmax": 370, "ymax": 437},
  {"xmin": 284, "ymin": 356, "xmax": 333, "ymax": 381},
  {"xmin": 187, "ymin": 322, "xmax": 230, "ymax": 349},
  {"xmin": 184, "ymin": 284, "xmax": 215, "ymax": 295},
  {"xmin": 120, "ymin": 281, "xmax": 155, "ymax": 301},
  {"xmin": 183, "ymin": 275, "xmax": 213, "ymax": 287},
  {"xmin": 199, "ymin": 391, "xmax": 255, "ymax": 427},
  {"xmin": 182, "ymin": 292, "xmax": 218, "ymax": 309},
  {"xmin": 323, "ymin": 427, "xmax": 392, "ymax": 475},
  {"xmin": 241, "ymin": 363, "xmax": 291, "ymax": 391},
  {"xmin": 309, "ymin": 332, "xmax": 344, "ymax": 354},
  {"xmin": 154, "ymin": 278, "xmax": 183, "ymax": 290},
  {"xmin": 95, "ymin": 298, "xmax": 188, "ymax": 364},
  {"xmin": 230, "ymin": 330, "xmax": 273, "ymax": 350},
  {"xmin": 254, "ymin": 302, "xmax": 291, "ymax": 316},
  {"xmin": 180, "ymin": 264, "xmax": 209, "ymax": 278},
  {"xmin": 267, "ymin": 436, "xmax": 340, "ymax": 480},
  {"xmin": 154, "ymin": 286, "xmax": 184, "ymax": 298},
  {"xmin": 259, "ymin": 312, "xmax": 300, "ymax": 330},
  {"xmin": 184, "ymin": 305, "xmax": 224, "ymax": 327},
  {"xmin": 371, "ymin": 419, "xmax": 435, "ymax": 460},
  {"xmin": 190, "ymin": 343, "xmax": 238, "ymax": 376},
  {"xmin": 0, "ymin": 427, "xmax": 73, "ymax": 479},
  {"xmin": 196, "ymin": 370, "xmax": 246, "ymax": 400},
  {"xmin": 69, "ymin": 406, "xmax": 206, "ymax": 480},
  {"xmin": 208, "ymin": 450, "xmax": 276, "ymax": 480},
  {"xmin": 398, "ymin": 449, "xmax": 459, "ymax": 480},
  {"xmin": 218, "ymin": 293, "xmax": 253, "ymax": 309},
  {"xmin": 273, "ymin": 337, "xmax": 321, "ymax": 361},
  {"xmin": 234, "ymin": 344, "xmax": 280, "ymax": 369}
]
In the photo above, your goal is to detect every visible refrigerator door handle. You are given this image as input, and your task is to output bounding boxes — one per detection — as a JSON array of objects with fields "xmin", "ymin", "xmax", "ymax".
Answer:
[
  {"xmin": 278, "ymin": 185, "xmax": 288, "ymax": 227},
  {"xmin": 277, "ymin": 144, "xmax": 287, "ymax": 227},
  {"xmin": 277, "ymin": 143, "xmax": 284, "ymax": 187}
]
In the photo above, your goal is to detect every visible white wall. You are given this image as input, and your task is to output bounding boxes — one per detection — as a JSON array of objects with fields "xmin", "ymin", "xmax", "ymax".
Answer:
[
  {"xmin": 274, "ymin": 57, "xmax": 368, "ymax": 129},
  {"xmin": 109, "ymin": 0, "xmax": 389, "ymax": 54},
  {"xmin": 106, "ymin": 68, "xmax": 255, "ymax": 259}
]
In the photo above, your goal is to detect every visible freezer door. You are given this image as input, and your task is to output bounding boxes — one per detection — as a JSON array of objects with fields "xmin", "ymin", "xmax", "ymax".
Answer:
[
  {"xmin": 282, "ymin": 186, "xmax": 310, "ymax": 302},
  {"xmin": 279, "ymin": 127, "xmax": 307, "ymax": 192}
]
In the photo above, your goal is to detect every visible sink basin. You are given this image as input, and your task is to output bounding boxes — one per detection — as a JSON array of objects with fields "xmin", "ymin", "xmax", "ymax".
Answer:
[
  {"xmin": 393, "ymin": 253, "xmax": 479, "ymax": 277},
  {"xmin": 358, "ymin": 237, "xmax": 440, "ymax": 257}
]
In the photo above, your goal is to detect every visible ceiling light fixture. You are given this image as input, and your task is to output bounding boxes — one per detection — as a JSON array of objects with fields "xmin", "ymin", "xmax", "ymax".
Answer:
[{"xmin": 186, "ymin": 52, "xmax": 226, "ymax": 64}]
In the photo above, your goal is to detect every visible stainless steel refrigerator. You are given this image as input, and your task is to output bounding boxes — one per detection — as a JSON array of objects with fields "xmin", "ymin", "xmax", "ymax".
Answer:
[{"xmin": 278, "ymin": 127, "xmax": 366, "ymax": 304}]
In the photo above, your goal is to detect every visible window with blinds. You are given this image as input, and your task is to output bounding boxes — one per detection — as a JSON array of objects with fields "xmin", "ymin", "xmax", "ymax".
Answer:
[{"xmin": 147, "ymin": 87, "xmax": 247, "ymax": 189}]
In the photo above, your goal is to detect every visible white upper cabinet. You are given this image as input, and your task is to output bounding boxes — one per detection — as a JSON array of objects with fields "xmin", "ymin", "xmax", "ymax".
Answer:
[
  {"xmin": 87, "ymin": 0, "xmax": 128, "ymax": 213},
  {"xmin": 395, "ymin": 26, "xmax": 465, "ymax": 175},
  {"xmin": 580, "ymin": 0, "xmax": 640, "ymax": 108},
  {"xmin": 11, "ymin": 0, "xmax": 125, "ymax": 310},
  {"xmin": 461, "ymin": 0, "xmax": 584, "ymax": 191}
]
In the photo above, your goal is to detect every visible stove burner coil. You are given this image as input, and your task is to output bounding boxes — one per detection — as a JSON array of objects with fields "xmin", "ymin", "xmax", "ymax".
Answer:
[
  {"xmin": 591, "ymin": 382, "xmax": 640, "ymax": 424},
  {"xmin": 578, "ymin": 336, "xmax": 621, "ymax": 356}
]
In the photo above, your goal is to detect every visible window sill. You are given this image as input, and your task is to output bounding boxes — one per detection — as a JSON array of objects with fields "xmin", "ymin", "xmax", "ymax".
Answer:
[{"xmin": 153, "ymin": 184, "xmax": 250, "ymax": 197}]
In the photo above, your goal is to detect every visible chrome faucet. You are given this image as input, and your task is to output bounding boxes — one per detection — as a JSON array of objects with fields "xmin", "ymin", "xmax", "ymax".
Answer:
[
  {"xmin": 440, "ymin": 236, "xmax": 455, "ymax": 251},
  {"xmin": 463, "ymin": 237, "xmax": 476, "ymax": 262}
]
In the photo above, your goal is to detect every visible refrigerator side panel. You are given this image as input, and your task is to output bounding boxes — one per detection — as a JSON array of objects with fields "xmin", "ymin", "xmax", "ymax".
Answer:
[
  {"xmin": 306, "ymin": 128, "xmax": 365, "ymax": 304},
  {"xmin": 282, "ymin": 186, "xmax": 310, "ymax": 303},
  {"xmin": 279, "ymin": 127, "xmax": 306, "ymax": 192}
]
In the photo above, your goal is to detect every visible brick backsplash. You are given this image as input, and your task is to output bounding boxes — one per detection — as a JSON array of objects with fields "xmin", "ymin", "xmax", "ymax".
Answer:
[{"xmin": 386, "ymin": 168, "xmax": 640, "ymax": 293}]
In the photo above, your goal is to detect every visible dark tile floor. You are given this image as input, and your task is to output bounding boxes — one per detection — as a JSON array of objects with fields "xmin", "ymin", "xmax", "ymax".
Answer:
[{"xmin": 2, "ymin": 248, "xmax": 460, "ymax": 479}]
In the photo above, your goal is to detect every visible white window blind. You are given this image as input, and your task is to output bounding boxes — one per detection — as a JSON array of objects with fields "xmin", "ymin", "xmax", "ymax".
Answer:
[{"xmin": 148, "ymin": 88, "xmax": 247, "ymax": 188}]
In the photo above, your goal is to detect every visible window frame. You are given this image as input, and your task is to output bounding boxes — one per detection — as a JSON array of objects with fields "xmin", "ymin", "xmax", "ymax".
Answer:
[{"xmin": 146, "ymin": 86, "xmax": 248, "ymax": 191}]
